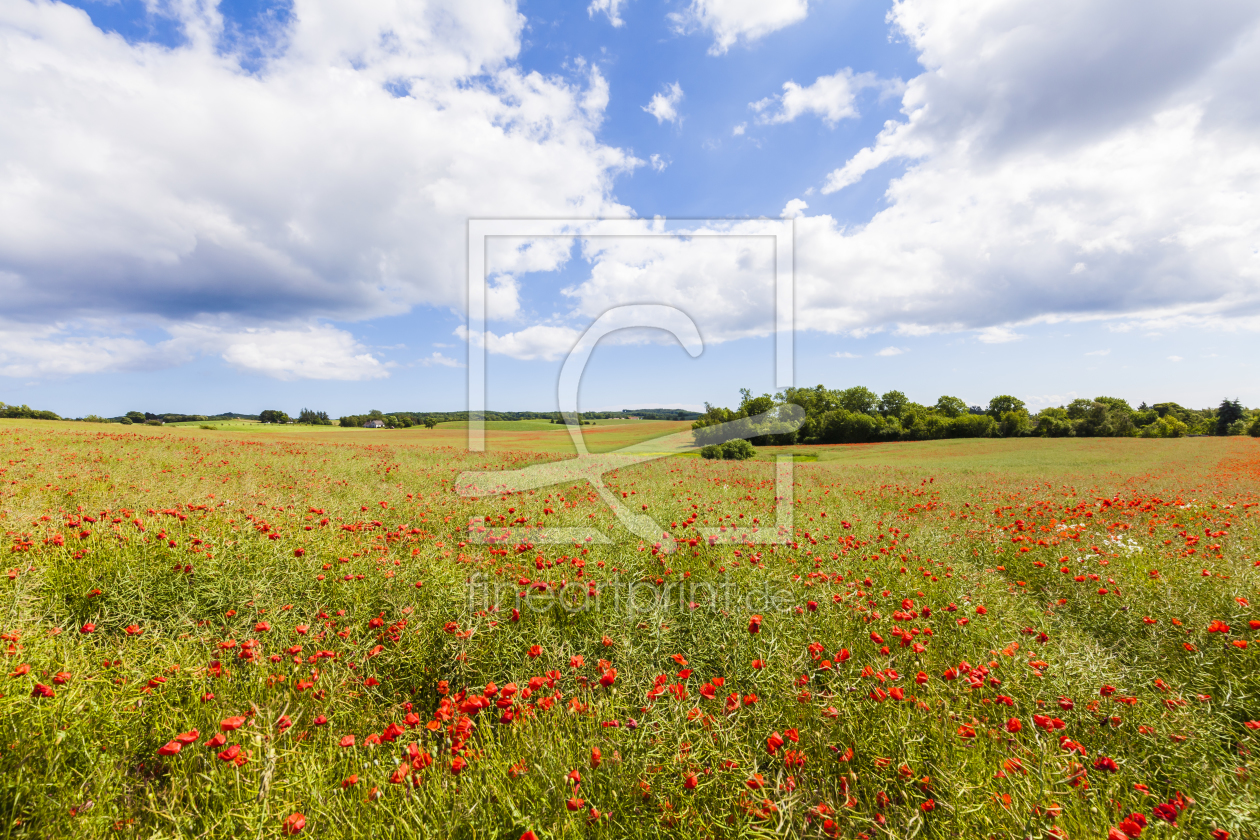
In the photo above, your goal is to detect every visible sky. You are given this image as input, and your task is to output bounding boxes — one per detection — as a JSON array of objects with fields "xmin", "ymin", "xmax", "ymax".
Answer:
[{"xmin": 1, "ymin": 0, "xmax": 1258, "ymax": 418}]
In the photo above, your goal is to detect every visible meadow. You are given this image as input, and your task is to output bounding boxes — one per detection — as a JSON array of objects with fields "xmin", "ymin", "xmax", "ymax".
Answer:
[{"xmin": 1, "ymin": 419, "xmax": 1258, "ymax": 840}]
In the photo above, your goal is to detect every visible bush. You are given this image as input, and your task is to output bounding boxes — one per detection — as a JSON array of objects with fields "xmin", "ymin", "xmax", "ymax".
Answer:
[
  {"xmin": 720, "ymin": 439, "xmax": 756, "ymax": 460},
  {"xmin": 1250, "ymin": 418, "xmax": 1260, "ymax": 437},
  {"xmin": 700, "ymin": 444, "xmax": 722, "ymax": 460},
  {"xmin": 1140, "ymin": 416, "xmax": 1188, "ymax": 438}
]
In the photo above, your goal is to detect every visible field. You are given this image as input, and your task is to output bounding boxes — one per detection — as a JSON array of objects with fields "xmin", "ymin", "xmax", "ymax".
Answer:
[{"xmin": 1, "ymin": 420, "xmax": 1258, "ymax": 840}]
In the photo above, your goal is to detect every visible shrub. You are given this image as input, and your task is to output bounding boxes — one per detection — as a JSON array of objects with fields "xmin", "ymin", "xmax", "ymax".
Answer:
[
  {"xmin": 720, "ymin": 439, "xmax": 756, "ymax": 460},
  {"xmin": 700, "ymin": 444, "xmax": 722, "ymax": 459}
]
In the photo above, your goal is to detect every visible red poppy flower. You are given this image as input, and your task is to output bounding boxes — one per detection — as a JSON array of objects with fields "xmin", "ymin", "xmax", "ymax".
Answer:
[
  {"xmin": 204, "ymin": 733, "xmax": 226, "ymax": 748},
  {"xmin": 221, "ymin": 716, "xmax": 246, "ymax": 732},
  {"xmin": 1005, "ymin": 718, "xmax": 1022, "ymax": 733},
  {"xmin": 748, "ymin": 615, "xmax": 762, "ymax": 634},
  {"xmin": 281, "ymin": 813, "xmax": 306, "ymax": 835},
  {"xmin": 566, "ymin": 797, "xmax": 584, "ymax": 811},
  {"xmin": 218, "ymin": 744, "xmax": 241, "ymax": 762},
  {"xmin": 175, "ymin": 729, "xmax": 200, "ymax": 745},
  {"xmin": 339, "ymin": 735, "xmax": 355, "ymax": 748},
  {"xmin": 683, "ymin": 772, "xmax": 698, "ymax": 790},
  {"xmin": 157, "ymin": 741, "xmax": 182, "ymax": 756},
  {"xmin": 31, "ymin": 683, "xmax": 54, "ymax": 699},
  {"xmin": 599, "ymin": 668, "xmax": 616, "ymax": 688}
]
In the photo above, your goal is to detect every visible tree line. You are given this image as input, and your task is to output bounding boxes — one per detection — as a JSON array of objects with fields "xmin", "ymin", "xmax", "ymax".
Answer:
[{"xmin": 692, "ymin": 387, "xmax": 1260, "ymax": 446}]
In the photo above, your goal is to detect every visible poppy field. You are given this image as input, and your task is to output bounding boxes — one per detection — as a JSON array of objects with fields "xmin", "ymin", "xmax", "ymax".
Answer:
[{"xmin": 2, "ymin": 420, "xmax": 1259, "ymax": 840}]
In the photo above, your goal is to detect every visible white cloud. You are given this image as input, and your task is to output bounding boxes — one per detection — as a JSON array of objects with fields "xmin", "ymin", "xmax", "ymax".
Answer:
[
  {"xmin": 876, "ymin": 346, "xmax": 905, "ymax": 356},
  {"xmin": 976, "ymin": 327, "xmax": 1025, "ymax": 344},
  {"xmin": 0, "ymin": 319, "xmax": 388, "ymax": 381},
  {"xmin": 732, "ymin": 122, "xmax": 746, "ymax": 136},
  {"xmin": 460, "ymin": 324, "xmax": 582, "ymax": 361},
  {"xmin": 669, "ymin": 0, "xmax": 811, "ymax": 55},
  {"xmin": 588, "ymin": 0, "xmax": 630, "ymax": 27},
  {"xmin": 418, "ymin": 351, "xmax": 463, "ymax": 368},
  {"xmin": 831, "ymin": 351, "xmax": 861, "ymax": 358},
  {"xmin": 791, "ymin": 0, "xmax": 1260, "ymax": 339},
  {"xmin": 643, "ymin": 82, "xmax": 684, "ymax": 124},
  {"xmin": 1167, "ymin": 355, "xmax": 1184, "ymax": 362},
  {"xmin": 0, "ymin": 0, "xmax": 635, "ymax": 357},
  {"xmin": 201, "ymin": 325, "xmax": 389, "ymax": 381},
  {"xmin": 752, "ymin": 69, "xmax": 902, "ymax": 126},
  {"xmin": 650, "ymin": 154, "xmax": 669, "ymax": 172},
  {"xmin": 1085, "ymin": 348, "xmax": 1111, "ymax": 356},
  {"xmin": 781, "ymin": 199, "xmax": 809, "ymax": 219}
]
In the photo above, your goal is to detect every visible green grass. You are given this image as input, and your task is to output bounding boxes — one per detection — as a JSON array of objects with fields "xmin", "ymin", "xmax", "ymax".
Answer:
[{"xmin": 0, "ymin": 420, "xmax": 1257, "ymax": 839}]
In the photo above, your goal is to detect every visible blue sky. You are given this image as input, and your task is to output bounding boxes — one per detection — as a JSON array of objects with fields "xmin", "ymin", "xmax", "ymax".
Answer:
[{"xmin": 1, "ymin": 0, "xmax": 1258, "ymax": 417}]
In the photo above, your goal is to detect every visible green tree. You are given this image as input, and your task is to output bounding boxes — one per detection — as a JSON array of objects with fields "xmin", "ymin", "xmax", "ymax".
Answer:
[
  {"xmin": 987, "ymin": 395, "xmax": 1026, "ymax": 419},
  {"xmin": 297, "ymin": 408, "xmax": 332, "ymax": 425},
  {"xmin": 259, "ymin": 410, "xmax": 290, "ymax": 424},
  {"xmin": 423, "ymin": 417, "xmax": 440, "ymax": 429},
  {"xmin": 1215, "ymin": 399, "xmax": 1244, "ymax": 435},
  {"xmin": 933, "ymin": 395, "xmax": 968, "ymax": 418},
  {"xmin": 126, "ymin": 411, "xmax": 146, "ymax": 423},
  {"xmin": 836, "ymin": 386, "xmax": 878, "ymax": 415},
  {"xmin": 877, "ymin": 390, "xmax": 909, "ymax": 418}
]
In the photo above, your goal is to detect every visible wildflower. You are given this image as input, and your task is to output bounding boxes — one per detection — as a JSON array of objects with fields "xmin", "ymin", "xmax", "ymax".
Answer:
[
  {"xmin": 157, "ymin": 741, "xmax": 181, "ymax": 756},
  {"xmin": 749, "ymin": 615, "xmax": 762, "ymax": 634},
  {"xmin": 281, "ymin": 813, "xmax": 306, "ymax": 835}
]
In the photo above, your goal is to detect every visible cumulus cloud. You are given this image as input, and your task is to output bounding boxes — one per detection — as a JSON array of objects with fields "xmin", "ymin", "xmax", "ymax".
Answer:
[
  {"xmin": 0, "ymin": 0, "xmax": 635, "ymax": 374},
  {"xmin": 191, "ymin": 324, "xmax": 390, "ymax": 381},
  {"xmin": 876, "ymin": 346, "xmax": 906, "ymax": 356},
  {"xmin": 789, "ymin": 0, "xmax": 1260, "ymax": 339},
  {"xmin": 418, "ymin": 351, "xmax": 463, "ymax": 368},
  {"xmin": 588, "ymin": 0, "xmax": 630, "ymax": 27},
  {"xmin": 752, "ymin": 69, "xmax": 902, "ymax": 126},
  {"xmin": 460, "ymin": 324, "xmax": 582, "ymax": 362},
  {"xmin": 643, "ymin": 82, "xmax": 684, "ymax": 123},
  {"xmin": 0, "ymin": 319, "xmax": 388, "ymax": 380},
  {"xmin": 669, "ymin": 0, "xmax": 811, "ymax": 55}
]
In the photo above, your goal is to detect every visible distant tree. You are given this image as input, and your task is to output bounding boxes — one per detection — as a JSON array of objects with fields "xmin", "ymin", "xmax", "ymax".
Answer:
[
  {"xmin": 738, "ymin": 390, "xmax": 775, "ymax": 417},
  {"xmin": 1216, "ymin": 399, "xmax": 1245, "ymax": 436},
  {"xmin": 297, "ymin": 408, "xmax": 332, "ymax": 425},
  {"xmin": 259, "ymin": 409, "xmax": 290, "ymax": 424},
  {"xmin": 836, "ymin": 386, "xmax": 879, "ymax": 415},
  {"xmin": 987, "ymin": 395, "xmax": 1026, "ymax": 419},
  {"xmin": 423, "ymin": 417, "xmax": 440, "ymax": 429},
  {"xmin": 877, "ymin": 390, "xmax": 909, "ymax": 418},
  {"xmin": 125, "ymin": 411, "xmax": 146, "ymax": 423},
  {"xmin": 934, "ymin": 395, "xmax": 968, "ymax": 418}
]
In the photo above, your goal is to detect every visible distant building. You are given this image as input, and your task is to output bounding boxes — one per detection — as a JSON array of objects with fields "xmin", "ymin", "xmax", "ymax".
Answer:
[{"xmin": 364, "ymin": 420, "xmax": 385, "ymax": 428}]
